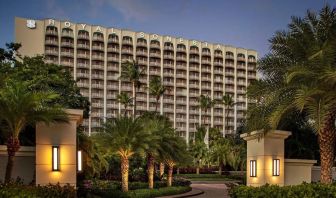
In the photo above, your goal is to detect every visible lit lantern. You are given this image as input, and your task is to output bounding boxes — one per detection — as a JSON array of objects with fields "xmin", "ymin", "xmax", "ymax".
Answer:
[
  {"xmin": 250, "ymin": 160, "xmax": 257, "ymax": 177},
  {"xmin": 52, "ymin": 146, "xmax": 60, "ymax": 171},
  {"xmin": 273, "ymin": 159, "xmax": 280, "ymax": 176},
  {"xmin": 77, "ymin": 150, "xmax": 82, "ymax": 172}
]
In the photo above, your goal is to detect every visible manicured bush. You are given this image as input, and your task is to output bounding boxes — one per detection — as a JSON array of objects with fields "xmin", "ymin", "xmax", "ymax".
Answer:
[
  {"xmin": 230, "ymin": 183, "xmax": 336, "ymax": 198},
  {"xmin": 0, "ymin": 182, "xmax": 76, "ymax": 198}
]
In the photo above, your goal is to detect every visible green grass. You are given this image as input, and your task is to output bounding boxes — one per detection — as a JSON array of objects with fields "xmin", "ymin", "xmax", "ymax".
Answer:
[{"xmin": 178, "ymin": 174, "xmax": 239, "ymax": 181}]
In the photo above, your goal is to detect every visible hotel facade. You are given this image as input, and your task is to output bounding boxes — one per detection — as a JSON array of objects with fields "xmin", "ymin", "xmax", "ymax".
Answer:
[{"xmin": 15, "ymin": 17, "xmax": 257, "ymax": 142}]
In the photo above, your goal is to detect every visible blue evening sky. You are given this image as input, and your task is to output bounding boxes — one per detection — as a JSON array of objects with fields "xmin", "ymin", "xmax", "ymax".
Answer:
[{"xmin": 0, "ymin": 0, "xmax": 334, "ymax": 57}]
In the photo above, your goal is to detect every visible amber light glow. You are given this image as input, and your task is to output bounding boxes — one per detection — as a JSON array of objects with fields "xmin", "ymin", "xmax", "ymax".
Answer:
[
  {"xmin": 250, "ymin": 160, "xmax": 257, "ymax": 177},
  {"xmin": 77, "ymin": 150, "xmax": 82, "ymax": 172},
  {"xmin": 273, "ymin": 159, "xmax": 280, "ymax": 176}
]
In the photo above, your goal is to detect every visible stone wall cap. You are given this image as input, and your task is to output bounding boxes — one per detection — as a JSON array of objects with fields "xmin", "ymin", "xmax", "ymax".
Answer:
[
  {"xmin": 285, "ymin": 158, "xmax": 317, "ymax": 165},
  {"xmin": 65, "ymin": 109, "xmax": 83, "ymax": 125},
  {"xmin": 240, "ymin": 130, "xmax": 291, "ymax": 141}
]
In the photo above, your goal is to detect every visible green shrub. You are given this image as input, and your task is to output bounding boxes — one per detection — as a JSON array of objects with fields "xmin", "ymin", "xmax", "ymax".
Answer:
[
  {"xmin": 0, "ymin": 182, "xmax": 76, "ymax": 198},
  {"xmin": 230, "ymin": 183, "xmax": 336, "ymax": 198}
]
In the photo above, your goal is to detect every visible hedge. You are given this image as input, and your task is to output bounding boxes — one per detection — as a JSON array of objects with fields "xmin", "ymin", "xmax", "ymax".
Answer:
[
  {"xmin": 230, "ymin": 183, "xmax": 336, "ymax": 198},
  {"xmin": 0, "ymin": 182, "xmax": 76, "ymax": 198}
]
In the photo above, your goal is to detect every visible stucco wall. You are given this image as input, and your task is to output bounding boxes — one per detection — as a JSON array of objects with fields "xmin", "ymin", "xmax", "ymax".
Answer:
[
  {"xmin": 284, "ymin": 159, "xmax": 316, "ymax": 185},
  {"xmin": 0, "ymin": 145, "xmax": 35, "ymax": 184}
]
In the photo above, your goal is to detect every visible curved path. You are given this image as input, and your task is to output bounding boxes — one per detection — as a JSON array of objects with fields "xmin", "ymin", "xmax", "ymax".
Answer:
[{"xmin": 191, "ymin": 182, "xmax": 230, "ymax": 198}]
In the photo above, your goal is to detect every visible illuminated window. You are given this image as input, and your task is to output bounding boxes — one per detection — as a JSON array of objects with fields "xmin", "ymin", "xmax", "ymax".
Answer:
[
  {"xmin": 273, "ymin": 159, "xmax": 280, "ymax": 176},
  {"xmin": 250, "ymin": 160, "xmax": 257, "ymax": 177},
  {"xmin": 52, "ymin": 146, "xmax": 60, "ymax": 171}
]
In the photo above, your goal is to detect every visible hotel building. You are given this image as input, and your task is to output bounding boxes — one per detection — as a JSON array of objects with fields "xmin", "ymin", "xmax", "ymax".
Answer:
[{"xmin": 15, "ymin": 17, "xmax": 257, "ymax": 143}]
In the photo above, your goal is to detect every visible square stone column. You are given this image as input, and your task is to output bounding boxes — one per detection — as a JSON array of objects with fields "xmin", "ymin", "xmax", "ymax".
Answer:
[
  {"xmin": 241, "ymin": 130, "xmax": 291, "ymax": 187},
  {"xmin": 36, "ymin": 109, "xmax": 83, "ymax": 186}
]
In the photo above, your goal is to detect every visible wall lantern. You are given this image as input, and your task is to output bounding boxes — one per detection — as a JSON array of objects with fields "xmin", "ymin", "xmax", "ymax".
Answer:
[
  {"xmin": 77, "ymin": 150, "xmax": 82, "ymax": 172},
  {"xmin": 52, "ymin": 146, "xmax": 60, "ymax": 171},
  {"xmin": 250, "ymin": 160, "xmax": 257, "ymax": 177},
  {"xmin": 273, "ymin": 159, "xmax": 280, "ymax": 176}
]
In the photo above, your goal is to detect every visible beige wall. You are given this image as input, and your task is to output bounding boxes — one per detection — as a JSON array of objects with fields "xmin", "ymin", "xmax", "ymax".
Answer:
[
  {"xmin": 284, "ymin": 159, "xmax": 316, "ymax": 185},
  {"xmin": 35, "ymin": 109, "xmax": 83, "ymax": 186},
  {"xmin": 0, "ymin": 145, "xmax": 35, "ymax": 184},
  {"xmin": 241, "ymin": 130, "xmax": 291, "ymax": 187}
]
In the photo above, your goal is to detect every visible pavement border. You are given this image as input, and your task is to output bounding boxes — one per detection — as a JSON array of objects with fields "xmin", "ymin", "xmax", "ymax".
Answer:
[{"xmin": 157, "ymin": 188, "xmax": 204, "ymax": 198}]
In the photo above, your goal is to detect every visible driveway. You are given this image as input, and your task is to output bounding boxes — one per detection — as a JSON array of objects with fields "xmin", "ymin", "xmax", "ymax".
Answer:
[{"xmin": 191, "ymin": 182, "xmax": 230, "ymax": 198}]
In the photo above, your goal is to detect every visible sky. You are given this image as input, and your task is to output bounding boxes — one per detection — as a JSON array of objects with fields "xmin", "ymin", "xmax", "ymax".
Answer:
[{"xmin": 0, "ymin": 0, "xmax": 335, "ymax": 57}]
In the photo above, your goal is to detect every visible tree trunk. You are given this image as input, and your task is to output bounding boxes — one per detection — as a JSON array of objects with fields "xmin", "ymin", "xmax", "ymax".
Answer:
[
  {"xmin": 177, "ymin": 168, "xmax": 180, "ymax": 175},
  {"xmin": 147, "ymin": 154, "xmax": 155, "ymax": 189},
  {"xmin": 196, "ymin": 166, "xmax": 200, "ymax": 175},
  {"xmin": 167, "ymin": 163, "xmax": 174, "ymax": 187},
  {"xmin": 121, "ymin": 156, "xmax": 129, "ymax": 192},
  {"xmin": 124, "ymin": 105, "xmax": 127, "ymax": 116},
  {"xmin": 132, "ymin": 82, "xmax": 136, "ymax": 119},
  {"xmin": 5, "ymin": 136, "xmax": 20, "ymax": 183},
  {"xmin": 155, "ymin": 97, "xmax": 159, "ymax": 113},
  {"xmin": 218, "ymin": 163, "xmax": 222, "ymax": 175},
  {"xmin": 225, "ymin": 107, "xmax": 229, "ymax": 137},
  {"xmin": 319, "ymin": 120, "xmax": 336, "ymax": 184},
  {"xmin": 159, "ymin": 162, "xmax": 165, "ymax": 179}
]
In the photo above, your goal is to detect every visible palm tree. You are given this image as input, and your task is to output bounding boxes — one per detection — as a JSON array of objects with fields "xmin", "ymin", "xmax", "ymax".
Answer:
[
  {"xmin": 148, "ymin": 76, "xmax": 167, "ymax": 113},
  {"xmin": 116, "ymin": 92, "xmax": 133, "ymax": 116},
  {"xmin": 210, "ymin": 138, "xmax": 230, "ymax": 175},
  {"xmin": 120, "ymin": 60, "xmax": 143, "ymax": 118},
  {"xmin": 198, "ymin": 95, "xmax": 215, "ymax": 145},
  {"xmin": 222, "ymin": 94, "xmax": 236, "ymax": 136},
  {"xmin": 95, "ymin": 116, "xmax": 151, "ymax": 192},
  {"xmin": 190, "ymin": 128, "xmax": 208, "ymax": 175},
  {"xmin": 0, "ymin": 81, "xmax": 67, "ymax": 183},
  {"xmin": 246, "ymin": 5, "xmax": 336, "ymax": 183},
  {"xmin": 140, "ymin": 112, "xmax": 174, "ymax": 189}
]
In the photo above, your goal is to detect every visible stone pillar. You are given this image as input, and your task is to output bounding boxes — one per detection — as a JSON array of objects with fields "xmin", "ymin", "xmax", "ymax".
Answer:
[
  {"xmin": 240, "ymin": 130, "xmax": 291, "ymax": 187},
  {"xmin": 36, "ymin": 109, "xmax": 83, "ymax": 186}
]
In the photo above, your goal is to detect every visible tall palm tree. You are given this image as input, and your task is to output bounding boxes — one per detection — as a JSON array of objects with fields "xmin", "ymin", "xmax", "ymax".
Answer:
[
  {"xmin": 222, "ymin": 94, "xmax": 236, "ymax": 136},
  {"xmin": 198, "ymin": 95, "xmax": 215, "ymax": 145},
  {"xmin": 0, "ymin": 82, "xmax": 67, "ymax": 183},
  {"xmin": 246, "ymin": 5, "xmax": 336, "ymax": 183},
  {"xmin": 116, "ymin": 92, "xmax": 133, "ymax": 116},
  {"xmin": 190, "ymin": 127, "xmax": 208, "ymax": 175},
  {"xmin": 95, "ymin": 116, "xmax": 151, "ymax": 192},
  {"xmin": 120, "ymin": 60, "xmax": 143, "ymax": 118},
  {"xmin": 148, "ymin": 76, "xmax": 167, "ymax": 113}
]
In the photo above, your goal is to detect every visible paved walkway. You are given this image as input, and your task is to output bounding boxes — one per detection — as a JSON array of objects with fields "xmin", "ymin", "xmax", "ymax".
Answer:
[{"xmin": 191, "ymin": 182, "xmax": 230, "ymax": 198}]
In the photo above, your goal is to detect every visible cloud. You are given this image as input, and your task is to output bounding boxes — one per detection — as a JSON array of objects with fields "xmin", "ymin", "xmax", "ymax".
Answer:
[{"xmin": 44, "ymin": 0, "xmax": 67, "ymax": 18}]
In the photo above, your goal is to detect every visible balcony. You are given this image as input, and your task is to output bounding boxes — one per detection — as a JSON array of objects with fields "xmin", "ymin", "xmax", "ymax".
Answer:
[
  {"xmin": 78, "ymin": 34, "xmax": 90, "ymax": 40},
  {"xmin": 77, "ymin": 82, "xmax": 89, "ymax": 88},
  {"xmin": 214, "ymin": 61, "xmax": 223, "ymax": 67},
  {"xmin": 163, "ymin": 63, "xmax": 174, "ymax": 69},
  {"xmin": 189, "ymin": 83, "xmax": 198, "ymax": 89},
  {"xmin": 45, "ymin": 50, "xmax": 58, "ymax": 56},
  {"xmin": 189, "ymin": 75, "xmax": 198, "ymax": 80},
  {"xmin": 77, "ymin": 53, "xmax": 90, "ymax": 59},
  {"xmin": 91, "ymin": 64, "xmax": 104, "ymax": 70},
  {"xmin": 91, "ymin": 93, "xmax": 103, "ymax": 98},
  {"xmin": 121, "ymin": 86, "xmax": 132, "ymax": 92},
  {"xmin": 163, "ymin": 107, "xmax": 174, "ymax": 113},
  {"xmin": 201, "ymin": 84, "xmax": 211, "ymax": 90},
  {"xmin": 163, "ymin": 54, "xmax": 174, "ymax": 60},
  {"xmin": 122, "ymin": 40, "xmax": 133, "ymax": 45},
  {"xmin": 91, "ymin": 83, "xmax": 104, "ymax": 89},
  {"xmin": 176, "ymin": 73, "xmax": 186, "ymax": 79},
  {"xmin": 201, "ymin": 59, "xmax": 211, "ymax": 65},
  {"xmin": 136, "ymin": 51, "xmax": 147, "ymax": 56},
  {"xmin": 237, "ymin": 73, "xmax": 246, "ymax": 78},
  {"xmin": 137, "ymin": 42, "xmax": 147, "ymax": 48},
  {"xmin": 149, "ymin": 62, "xmax": 161, "ymax": 67},
  {"xmin": 93, "ymin": 36, "xmax": 104, "ymax": 42},
  {"xmin": 92, "ymin": 102, "xmax": 103, "ymax": 108},
  {"xmin": 92, "ymin": 55, "xmax": 104, "ymax": 61},
  {"xmin": 149, "ymin": 70, "xmax": 161, "ymax": 76},
  {"xmin": 237, "ymin": 56, "xmax": 246, "ymax": 62},
  {"xmin": 225, "ymin": 71, "xmax": 234, "ymax": 77},
  {"xmin": 107, "ymin": 66, "xmax": 118, "ymax": 72},
  {"xmin": 201, "ymin": 76, "xmax": 211, "ymax": 81},
  {"xmin": 190, "ymin": 48, "xmax": 199, "ymax": 54},
  {"xmin": 149, "ymin": 52, "xmax": 161, "ymax": 58},
  {"xmin": 62, "ymin": 32, "xmax": 74, "ymax": 38},
  {"xmin": 92, "ymin": 45, "xmax": 104, "ymax": 51},
  {"xmin": 237, "ymin": 80, "xmax": 246, "ymax": 86},
  {"xmin": 176, "ymin": 56, "xmax": 186, "ymax": 61},
  {"xmin": 225, "ymin": 79, "xmax": 234, "ymax": 84},
  {"xmin": 107, "ymin": 56, "xmax": 119, "ymax": 62},
  {"xmin": 77, "ymin": 63, "xmax": 89, "ymax": 69},
  {"xmin": 189, "ymin": 58, "xmax": 199, "ymax": 63},
  {"xmin": 236, "ymin": 89, "xmax": 246, "ymax": 94},
  {"xmin": 61, "ymin": 51, "xmax": 74, "ymax": 58},
  {"xmin": 237, "ymin": 64, "xmax": 246, "ymax": 70},
  {"xmin": 164, "ymin": 72, "xmax": 174, "ymax": 78},
  {"xmin": 214, "ymin": 53, "xmax": 223, "ymax": 58},
  {"xmin": 106, "ymin": 103, "xmax": 119, "ymax": 108},
  {"xmin": 150, "ymin": 43, "xmax": 160, "ymax": 49},
  {"xmin": 225, "ymin": 54, "xmax": 234, "ymax": 60},
  {"xmin": 214, "ymin": 86, "xmax": 222, "ymax": 91},
  {"xmin": 76, "ymin": 73, "xmax": 89, "ymax": 78},
  {"xmin": 176, "ymin": 81, "xmax": 186, "ymax": 87},
  {"xmin": 248, "ymin": 74, "xmax": 257, "ymax": 79},
  {"xmin": 201, "ymin": 67, "xmax": 211, "ymax": 73},
  {"xmin": 46, "ymin": 30, "xmax": 58, "ymax": 36},
  {"xmin": 91, "ymin": 74, "xmax": 104, "ymax": 79},
  {"xmin": 122, "ymin": 49, "xmax": 133, "ymax": 55},
  {"xmin": 91, "ymin": 112, "xmax": 104, "ymax": 117},
  {"xmin": 77, "ymin": 44, "xmax": 90, "ymax": 50},
  {"xmin": 176, "ymin": 48, "xmax": 186, "ymax": 53},
  {"xmin": 225, "ymin": 87, "xmax": 234, "ymax": 93},
  {"xmin": 225, "ymin": 63, "xmax": 234, "ymax": 68},
  {"xmin": 202, "ymin": 51, "xmax": 211, "ymax": 57},
  {"xmin": 189, "ymin": 109, "xmax": 199, "ymax": 114},
  {"xmin": 214, "ymin": 69, "xmax": 223, "ymax": 75},
  {"xmin": 106, "ymin": 75, "xmax": 118, "ymax": 81},
  {"xmin": 163, "ymin": 98, "xmax": 174, "ymax": 104},
  {"xmin": 163, "ymin": 81, "xmax": 174, "ymax": 86},
  {"xmin": 61, "ymin": 42, "xmax": 74, "ymax": 48},
  {"xmin": 107, "ymin": 85, "xmax": 119, "ymax": 90},
  {"xmin": 61, "ymin": 61, "xmax": 74, "ymax": 67},
  {"xmin": 45, "ymin": 40, "xmax": 58, "ymax": 46},
  {"xmin": 164, "ymin": 46, "xmax": 174, "ymax": 51}
]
